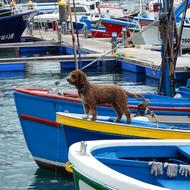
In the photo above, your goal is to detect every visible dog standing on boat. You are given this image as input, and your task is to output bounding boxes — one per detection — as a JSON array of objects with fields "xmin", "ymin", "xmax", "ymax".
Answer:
[{"xmin": 67, "ymin": 69, "xmax": 143, "ymax": 123}]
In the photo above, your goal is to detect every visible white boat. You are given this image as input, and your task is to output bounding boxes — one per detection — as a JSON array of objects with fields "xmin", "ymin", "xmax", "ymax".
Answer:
[
  {"xmin": 132, "ymin": 18, "xmax": 190, "ymax": 46},
  {"xmin": 69, "ymin": 139, "xmax": 190, "ymax": 190},
  {"xmin": 33, "ymin": 0, "xmax": 100, "ymax": 25},
  {"xmin": 132, "ymin": 0, "xmax": 190, "ymax": 46}
]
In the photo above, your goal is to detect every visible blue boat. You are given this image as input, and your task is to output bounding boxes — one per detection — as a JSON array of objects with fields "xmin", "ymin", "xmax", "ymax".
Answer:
[
  {"xmin": 0, "ymin": 7, "xmax": 38, "ymax": 43},
  {"xmin": 13, "ymin": 82, "xmax": 190, "ymax": 172},
  {"xmin": 14, "ymin": 86, "xmax": 190, "ymax": 126},
  {"xmin": 69, "ymin": 139, "xmax": 190, "ymax": 190}
]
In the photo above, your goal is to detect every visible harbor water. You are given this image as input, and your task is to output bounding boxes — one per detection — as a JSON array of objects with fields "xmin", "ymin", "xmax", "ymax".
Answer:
[{"xmin": 0, "ymin": 60, "xmax": 158, "ymax": 190}]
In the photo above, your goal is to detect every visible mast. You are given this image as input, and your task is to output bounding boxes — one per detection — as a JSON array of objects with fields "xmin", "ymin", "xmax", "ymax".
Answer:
[
  {"xmin": 158, "ymin": 0, "xmax": 188, "ymax": 96},
  {"xmin": 67, "ymin": 0, "xmax": 79, "ymax": 69}
]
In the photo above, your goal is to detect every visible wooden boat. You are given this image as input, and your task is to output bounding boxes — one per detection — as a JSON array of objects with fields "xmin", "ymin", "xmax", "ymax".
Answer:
[
  {"xmin": 56, "ymin": 113, "xmax": 190, "ymax": 140},
  {"xmin": 69, "ymin": 139, "xmax": 190, "ymax": 190},
  {"xmin": 14, "ymin": 87, "xmax": 190, "ymax": 126},
  {"xmin": 0, "ymin": 7, "xmax": 38, "ymax": 43},
  {"xmin": 13, "ymin": 86, "xmax": 190, "ymax": 172}
]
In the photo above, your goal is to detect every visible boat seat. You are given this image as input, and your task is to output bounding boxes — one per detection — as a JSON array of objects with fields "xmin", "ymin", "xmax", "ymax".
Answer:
[
  {"xmin": 157, "ymin": 179, "xmax": 190, "ymax": 190},
  {"xmin": 177, "ymin": 146, "xmax": 190, "ymax": 159}
]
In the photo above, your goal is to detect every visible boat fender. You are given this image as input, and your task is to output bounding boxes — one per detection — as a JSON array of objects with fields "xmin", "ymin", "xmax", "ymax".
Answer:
[{"xmin": 65, "ymin": 161, "xmax": 73, "ymax": 173}]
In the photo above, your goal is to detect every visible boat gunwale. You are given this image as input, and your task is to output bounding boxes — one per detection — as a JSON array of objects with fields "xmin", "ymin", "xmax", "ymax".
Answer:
[
  {"xmin": 56, "ymin": 113, "xmax": 190, "ymax": 139},
  {"xmin": 14, "ymin": 87, "xmax": 190, "ymax": 112},
  {"xmin": 69, "ymin": 140, "xmax": 190, "ymax": 190}
]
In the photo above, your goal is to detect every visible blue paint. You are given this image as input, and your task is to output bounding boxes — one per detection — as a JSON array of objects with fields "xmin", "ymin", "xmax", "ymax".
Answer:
[
  {"xmin": 60, "ymin": 60, "xmax": 119, "ymax": 71},
  {"xmin": 13, "ymin": 87, "xmax": 190, "ymax": 171},
  {"xmin": 65, "ymin": 47, "xmax": 74, "ymax": 55},
  {"xmin": 0, "ymin": 71, "xmax": 24, "ymax": 79},
  {"xmin": 145, "ymin": 68, "xmax": 160, "ymax": 79},
  {"xmin": 19, "ymin": 47, "xmax": 48, "ymax": 53},
  {"xmin": 121, "ymin": 61, "xmax": 145, "ymax": 73},
  {"xmin": 0, "ymin": 63, "xmax": 25, "ymax": 71},
  {"xmin": 91, "ymin": 144, "xmax": 190, "ymax": 189},
  {"xmin": 187, "ymin": 79, "xmax": 190, "ymax": 88}
]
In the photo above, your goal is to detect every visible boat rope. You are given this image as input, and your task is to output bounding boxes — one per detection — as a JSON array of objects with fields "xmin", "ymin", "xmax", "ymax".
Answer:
[
  {"xmin": 134, "ymin": 98, "xmax": 159, "ymax": 124},
  {"xmin": 81, "ymin": 19, "xmax": 159, "ymax": 70}
]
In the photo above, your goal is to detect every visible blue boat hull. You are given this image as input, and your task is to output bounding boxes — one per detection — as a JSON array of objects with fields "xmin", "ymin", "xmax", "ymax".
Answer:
[{"xmin": 13, "ymin": 89, "xmax": 190, "ymax": 171}]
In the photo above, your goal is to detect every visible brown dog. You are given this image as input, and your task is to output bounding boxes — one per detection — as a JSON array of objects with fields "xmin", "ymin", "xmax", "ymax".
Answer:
[{"xmin": 67, "ymin": 69, "xmax": 142, "ymax": 123}]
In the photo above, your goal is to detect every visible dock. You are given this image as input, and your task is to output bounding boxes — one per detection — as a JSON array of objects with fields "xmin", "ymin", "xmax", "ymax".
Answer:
[
  {"xmin": 0, "ymin": 29, "xmax": 190, "ymax": 80},
  {"xmin": 22, "ymin": 30, "xmax": 190, "ymax": 72}
]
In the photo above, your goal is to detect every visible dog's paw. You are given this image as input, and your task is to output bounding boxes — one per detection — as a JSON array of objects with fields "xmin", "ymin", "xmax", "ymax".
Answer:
[
  {"xmin": 126, "ymin": 118, "xmax": 131, "ymax": 124},
  {"xmin": 82, "ymin": 114, "xmax": 89, "ymax": 120},
  {"xmin": 91, "ymin": 116, "xmax": 96, "ymax": 121},
  {"xmin": 114, "ymin": 119, "xmax": 120, "ymax": 123}
]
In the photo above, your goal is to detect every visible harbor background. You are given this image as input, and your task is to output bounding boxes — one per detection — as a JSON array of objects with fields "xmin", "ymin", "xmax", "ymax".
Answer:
[
  {"xmin": 0, "ymin": 59, "xmax": 156, "ymax": 190},
  {"xmin": 0, "ymin": 0, "xmax": 188, "ymax": 189}
]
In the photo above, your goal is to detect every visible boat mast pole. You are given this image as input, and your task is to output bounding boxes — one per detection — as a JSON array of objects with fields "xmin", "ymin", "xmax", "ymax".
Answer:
[
  {"xmin": 158, "ymin": 0, "xmax": 187, "ymax": 96},
  {"xmin": 67, "ymin": 0, "xmax": 79, "ymax": 69},
  {"xmin": 72, "ymin": 0, "xmax": 82, "ymax": 67}
]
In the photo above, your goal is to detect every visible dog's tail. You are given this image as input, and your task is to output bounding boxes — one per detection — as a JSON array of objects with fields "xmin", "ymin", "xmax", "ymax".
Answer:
[{"xmin": 125, "ymin": 90, "xmax": 146, "ymax": 101}]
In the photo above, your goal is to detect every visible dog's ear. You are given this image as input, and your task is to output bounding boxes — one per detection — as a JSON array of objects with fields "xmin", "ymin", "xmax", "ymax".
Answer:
[{"xmin": 79, "ymin": 70, "xmax": 87, "ymax": 85}]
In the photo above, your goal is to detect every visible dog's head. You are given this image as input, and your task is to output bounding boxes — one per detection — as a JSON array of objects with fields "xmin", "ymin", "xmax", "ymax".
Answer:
[{"xmin": 67, "ymin": 69, "xmax": 88, "ymax": 88}]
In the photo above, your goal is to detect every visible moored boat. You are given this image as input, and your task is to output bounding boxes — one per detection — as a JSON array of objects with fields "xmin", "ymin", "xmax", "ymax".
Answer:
[
  {"xmin": 69, "ymin": 139, "xmax": 190, "ymax": 190},
  {"xmin": 56, "ymin": 112, "xmax": 190, "ymax": 141},
  {"xmin": 0, "ymin": 6, "xmax": 38, "ymax": 43},
  {"xmin": 14, "ymin": 87, "xmax": 190, "ymax": 125},
  {"xmin": 13, "ymin": 99, "xmax": 190, "ymax": 172}
]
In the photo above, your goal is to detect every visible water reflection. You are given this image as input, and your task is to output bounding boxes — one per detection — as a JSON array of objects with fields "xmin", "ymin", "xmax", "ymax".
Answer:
[{"xmin": 28, "ymin": 169, "xmax": 75, "ymax": 190}]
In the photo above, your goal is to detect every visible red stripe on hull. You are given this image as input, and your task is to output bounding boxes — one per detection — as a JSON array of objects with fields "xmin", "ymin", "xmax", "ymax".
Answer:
[{"xmin": 20, "ymin": 114, "xmax": 59, "ymax": 127}]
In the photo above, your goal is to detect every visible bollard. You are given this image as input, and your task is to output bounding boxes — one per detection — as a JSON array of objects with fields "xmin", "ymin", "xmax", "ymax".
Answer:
[
  {"xmin": 62, "ymin": 21, "xmax": 67, "ymax": 34},
  {"xmin": 57, "ymin": 24, "xmax": 62, "ymax": 42},
  {"xmin": 83, "ymin": 24, "xmax": 88, "ymax": 38},
  {"xmin": 44, "ymin": 22, "xmax": 48, "ymax": 31},
  {"xmin": 122, "ymin": 27, "xmax": 127, "ymax": 48},
  {"xmin": 28, "ymin": 22, "xmax": 33, "ymax": 36},
  {"xmin": 179, "ymin": 43, "xmax": 182, "ymax": 56},
  {"xmin": 111, "ymin": 32, "xmax": 117, "ymax": 54},
  {"xmin": 58, "ymin": 0, "xmax": 68, "ymax": 34}
]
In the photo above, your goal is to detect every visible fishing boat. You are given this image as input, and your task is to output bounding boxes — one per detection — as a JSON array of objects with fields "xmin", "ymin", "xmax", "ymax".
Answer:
[
  {"xmin": 33, "ymin": 0, "xmax": 100, "ymax": 28},
  {"xmin": 90, "ymin": 17, "xmax": 138, "ymax": 38},
  {"xmin": 14, "ymin": 87, "xmax": 190, "ymax": 125},
  {"xmin": 13, "ymin": 109, "xmax": 190, "ymax": 172},
  {"xmin": 132, "ymin": 0, "xmax": 190, "ymax": 46},
  {"xmin": 133, "ymin": 17, "xmax": 190, "ymax": 46},
  {"xmin": 69, "ymin": 139, "xmax": 190, "ymax": 190},
  {"xmin": 0, "ymin": 5, "xmax": 38, "ymax": 43},
  {"xmin": 56, "ymin": 112, "xmax": 190, "ymax": 141}
]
